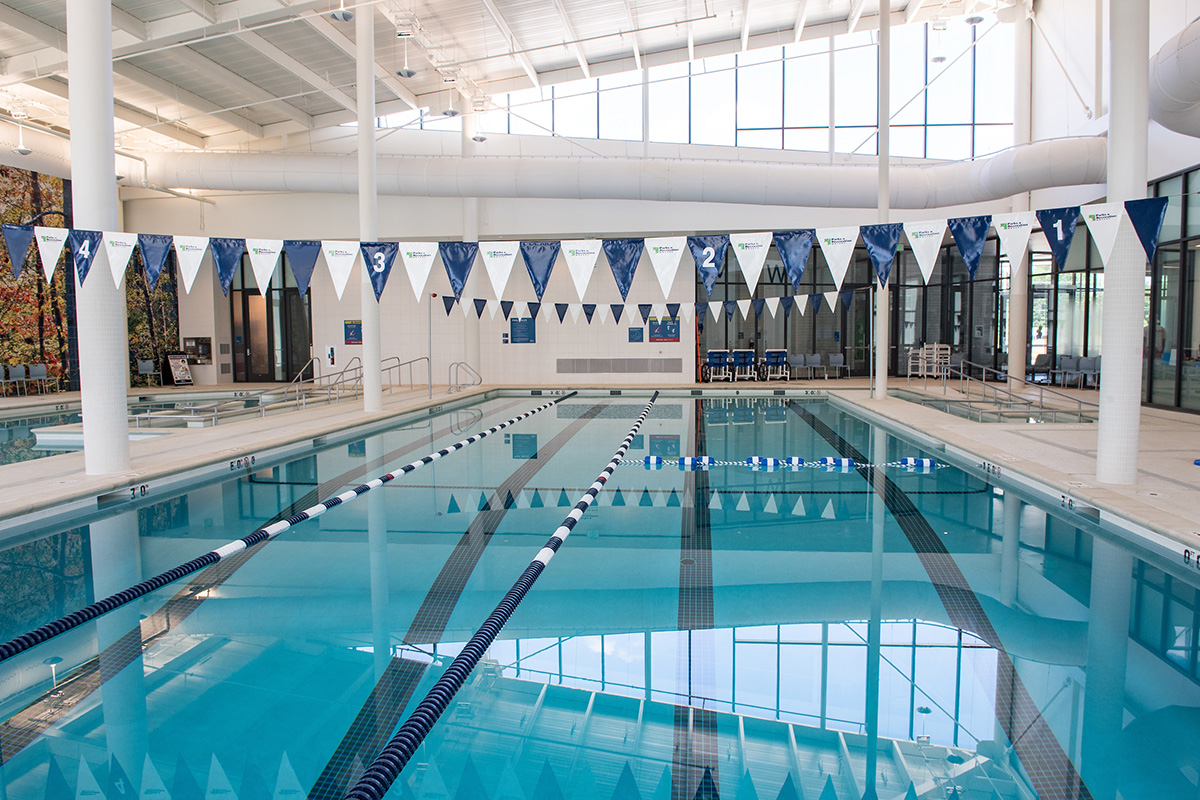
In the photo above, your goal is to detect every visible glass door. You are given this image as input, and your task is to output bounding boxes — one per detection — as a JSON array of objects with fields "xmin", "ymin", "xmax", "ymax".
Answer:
[{"xmin": 230, "ymin": 259, "xmax": 313, "ymax": 383}]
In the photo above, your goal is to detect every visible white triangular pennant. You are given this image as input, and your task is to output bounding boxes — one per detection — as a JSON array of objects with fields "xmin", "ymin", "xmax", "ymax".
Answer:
[
  {"xmin": 103, "ymin": 231, "xmax": 138, "ymax": 288},
  {"xmin": 34, "ymin": 226, "xmax": 68, "ymax": 281},
  {"xmin": 736, "ymin": 298, "xmax": 751, "ymax": 319},
  {"xmin": 561, "ymin": 239, "xmax": 602, "ymax": 299},
  {"xmin": 729, "ymin": 231, "xmax": 773, "ymax": 294},
  {"xmin": 488, "ymin": 301, "xmax": 500, "ymax": 319},
  {"xmin": 460, "ymin": 297, "xmax": 471, "ymax": 317},
  {"xmin": 710, "ymin": 301, "xmax": 724, "ymax": 321},
  {"xmin": 735, "ymin": 492, "xmax": 750, "ymax": 511},
  {"xmin": 274, "ymin": 753, "xmax": 303, "ymax": 800},
  {"xmin": 993, "ymin": 212, "xmax": 1037, "ymax": 263},
  {"xmin": 1082, "ymin": 202, "xmax": 1126, "ymax": 267},
  {"xmin": 821, "ymin": 499, "xmax": 836, "ymax": 520},
  {"xmin": 824, "ymin": 291, "xmax": 840, "ymax": 311},
  {"xmin": 645, "ymin": 236, "xmax": 686, "ymax": 298},
  {"xmin": 796, "ymin": 297, "xmax": 807, "ymax": 316},
  {"xmin": 597, "ymin": 304, "xmax": 609, "ymax": 324},
  {"xmin": 397, "ymin": 241, "xmax": 438, "ymax": 302},
  {"xmin": 141, "ymin": 755, "xmax": 169, "ymax": 800},
  {"xmin": 205, "ymin": 755, "xmax": 234, "ymax": 800},
  {"xmin": 479, "ymin": 241, "xmax": 520, "ymax": 298},
  {"xmin": 792, "ymin": 497, "xmax": 806, "ymax": 516},
  {"xmin": 765, "ymin": 297, "xmax": 779, "ymax": 317},
  {"xmin": 680, "ymin": 303, "xmax": 694, "ymax": 322},
  {"xmin": 569, "ymin": 304, "xmax": 581, "ymax": 323},
  {"xmin": 763, "ymin": 493, "xmax": 778, "ymax": 514},
  {"xmin": 321, "ymin": 241, "xmax": 359, "ymax": 301},
  {"xmin": 172, "ymin": 235, "xmax": 209, "ymax": 293},
  {"xmin": 816, "ymin": 226, "xmax": 858, "ymax": 290},
  {"xmin": 709, "ymin": 492, "xmax": 722, "ymax": 510},
  {"xmin": 903, "ymin": 220, "xmax": 946, "ymax": 285},
  {"xmin": 245, "ymin": 238, "xmax": 283, "ymax": 294},
  {"xmin": 651, "ymin": 303, "xmax": 667, "ymax": 319}
]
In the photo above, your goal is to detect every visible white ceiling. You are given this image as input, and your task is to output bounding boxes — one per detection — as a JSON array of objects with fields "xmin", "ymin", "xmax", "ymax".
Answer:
[{"xmin": 0, "ymin": 0, "xmax": 986, "ymax": 151}]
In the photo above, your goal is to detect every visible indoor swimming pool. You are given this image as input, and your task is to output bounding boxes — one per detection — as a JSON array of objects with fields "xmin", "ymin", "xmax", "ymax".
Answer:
[{"xmin": 0, "ymin": 394, "xmax": 1192, "ymax": 800}]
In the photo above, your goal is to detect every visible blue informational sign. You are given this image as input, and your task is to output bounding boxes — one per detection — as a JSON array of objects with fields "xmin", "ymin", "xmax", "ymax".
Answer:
[
  {"xmin": 629, "ymin": 327, "xmax": 644, "ymax": 343},
  {"xmin": 344, "ymin": 320, "xmax": 362, "ymax": 345},
  {"xmin": 649, "ymin": 318, "xmax": 680, "ymax": 342},
  {"xmin": 510, "ymin": 317, "xmax": 536, "ymax": 344}
]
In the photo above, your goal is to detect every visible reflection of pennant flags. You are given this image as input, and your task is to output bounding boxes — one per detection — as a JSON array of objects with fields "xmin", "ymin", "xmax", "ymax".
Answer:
[
  {"xmin": 555, "ymin": 303, "xmax": 569, "ymax": 322},
  {"xmin": 442, "ymin": 295, "xmax": 456, "ymax": 315},
  {"xmin": 792, "ymin": 496, "xmax": 806, "ymax": 516},
  {"xmin": 520, "ymin": 240, "xmax": 560, "ymax": 300},
  {"xmin": 809, "ymin": 294, "xmax": 824, "ymax": 314},
  {"xmin": 751, "ymin": 298, "xmax": 765, "ymax": 317},
  {"xmin": 527, "ymin": 301, "xmax": 541, "ymax": 318},
  {"xmin": 1125, "ymin": 196, "xmax": 1171, "ymax": 263},
  {"xmin": 736, "ymin": 492, "xmax": 750, "ymax": 512},
  {"xmin": 76, "ymin": 757, "xmax": 105, "ymax": 800},
  {"xmin": 206, "ymin": 755, "xmax": 236, "ymax": 800},
  {"xmin": 992, "ymin": 212, "xmax": 1037, "ymax": 263},
  {"xmin": 638, "ymin": 303, "xmax": 652, "ymax": 323},
  {"xmin": 603, "ymin": 238, "xmax": 644, "ymax": 301},
  {"xmin": 709, "ymin": 492, "xmax": 722, "ymax": 510},
  {"xmin": 736, "ymin": 299, "xmax": 751, "ymax": 319},
  {"xmin": 583, "ymin": 303, "xmax": 596, "ymax": 323},
  {"xmin": 321, "ymin": 241, "xmax": 359, "ymax": 300},
  {"xmin": 474, "ymin": 298, "xmax": 487, "ymax": 318},
  {"xmin": 274, "ymin": 754, "xmax": 303, "ymax": 800},
  {"xmin": 561, "ymin": 239, "xmax": 602, "ymax": 299},
  {"xmin": 729, "ymin": 231, "xmax": 773, "ymax": 294},
  {"xmin": 141, "ymin": 755, "xmax": 169, "ymax": 800},
  {"xmin": 2, "ymin": 223, "xmax": 34, "ymax": 279},
  {"xmin": 34, "ymin": 226, "xmax": 69, "ymax": 281},
  {"xmin": 138, "ymin": 233, "xmax": 173, "ymax": 292},
  {"xmin": 397, "ymin": 242, "xmax": 438, "ymax": 301},
  {"xmin": 780, "ymin": 296, "xmax": 794, "ymax": 317},
  {"xmin": 500, "ymin": 299, "xmax": 514, "ymax": 319},
  {"xmin": 360, "ymin": 241, "xmax": 398, "ymax": 301},
  {"xmin": 209, "ymin": 237, "xmax": 245, "ymax": 296},
  {"xmin": 479, "ymin": 240, "xmax": 520, "ymax": 298},
  {"xmin": 1081, "ymin": 203, "xmax": 1126, "ymax": 267},
  {"xmin": 840, "ymin": 289, "xmax": 855, "ymax": 308},
  {"xmin": 611, "ymin": 303, "xmax": 624, "ymax": 324},
  {"xmin": 107, "ymin": 755, "xmax": 134, "ymax": 800},
  {"xmin": 688, "ymin": 234, "xmax": 730, "ymax": 298},
  {"xmin": 102, "ymin": 231, "xmax": 139, "ymax": 288},
  {"xmin": 45, "ymin": 756, "xmax": 70, "ymax": 800},
  {"xmin": 245, "ymin": 238, "xmax": 283, "ymax": 292},
  {"xmin": 948, "ymin": 215, "xmax": 992, "ymax": 279},
  {"xmin": 173, "ymin": 755, "xmax": 202, "ymax": 800},
  {"xmin": 724, "ymin": 300, "xmax": 738, "ymax": 320},
  {"xmin": 860, "ymin": 223, "xmax": 904, "ymax": 287},
  {"xmin": 173, "ymin": 235, "xmax": 209, "ymax": 294},
  {"xmin": 645, "ymin": 236, "xmax": 686, "ymax": 297},
  {"xmin": 824, "ymin": 291, "xmax": 840, "ymax": 311},
  {"xmin": 282, "ymin": 239, "xmax": 320, "ymax": 296},
  {"xmin": 439, "ymin": 241, "xmax": 478, "ymax": 300},
  {"xmin": 68, "ymin": 229, "xmax": 102, "ymax": 286},
  {"xmin": 763, "ymin": 494, "xmax": 778, "ymax": 514},
  {"xmin": 1035, "ymin": 206, "xmax": 1081, "ymax": 270},
  {"xmin": 773, "ymin": 229, "xmax": 815, "ymax": 292},
  {"xmin": 816, "ymin": 226, "xmax": 858, "ymax": 290},
  {"xmin": 903, "ymin": 220, "xmax": 946, "ymax": 284}
]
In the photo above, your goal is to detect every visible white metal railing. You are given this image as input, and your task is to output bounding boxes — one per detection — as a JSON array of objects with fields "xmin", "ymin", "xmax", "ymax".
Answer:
[
  {"xmin": 382, "ymin": 356, "xmax": 431, "ymax": 398},
  {"xmin": 944, "ymin": 358, "xmax": 1099, "ymax": 422}
]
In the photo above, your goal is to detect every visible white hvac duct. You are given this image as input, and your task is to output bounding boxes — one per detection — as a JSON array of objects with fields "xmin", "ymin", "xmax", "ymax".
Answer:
[
  {"xmin": 143, "ymin": 136, "xmax": 1107, "ymax": 210},
  {"xmin": 1150, "ymin": 16, "xmax": 1200, "ymax": 137}
]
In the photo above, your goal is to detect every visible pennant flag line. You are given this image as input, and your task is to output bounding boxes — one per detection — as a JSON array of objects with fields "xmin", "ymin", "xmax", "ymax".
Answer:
[
  {"xmin": 1035, "ymin": 206, "xmax": 1081, "ymax": 270},
  {"xmin": 209, "ymin": 237, "xmax": 245, "ymax": 297},
  {"xmin": 689, "ymin": 234, "xmax": 730, "ymax": 298},
  {"xmin": 138, "ymin": 233, "xmax": 173, "ymax": 292},
  {"xmin": 816, "ymin": 226, "xmax": 858, "ymax": 290},
  {"xmin": 321, "ymin": 240, "xmax": 359, "ymax": 300},
  {"xmin": 561, "ymin": 239, "xmax": 601, "ymax": 299},
  {"xmin": 992, "ymin": 211, "xmax": 1037, "ymax": 264},
  {"xmin": 34, "ymin": 226, "xmax": 68, "ymax": 281},
  {"xmin": 948, "ymin": 215, "xmax": 992, "ymax": 280},
  {"xmin": 360, "ymin": 241, "xmax": 399, "ymax": 301},
  {"xmin": 173, "ymin": 235, "xmax": 209, "ymax": 293},
  {"xmin": 860, "ymin": 223, "xmax": 904, "ymax": 287},
  {"xmin": 102, "ymin": 231, "xmax": 138, "ymax": 288},
  {"xmin": 1081, "ymin": 203, "xmax": 1125, "ymax": 267},
  {"xmin": 245, "ymin": 238, "xmax": 283, "ymax": 293},
  {"xmin": 283, "ymin": 239, "xmax": 321, "ymax": 296},
  {"xmin": 903, "ymin": 220, "xmax": 946, "ymax": 285},
  {"xmin": 1125, "ymin": 196, "xmax": 1170, "ymax": 263},
  {"xmin": 1, "ymin": 223, "xmax": 34, "ymax": 279},
  {"xmin": 68, "ymin": 229, "xmax": 102, "ymax": 286},
  {"xmin": 520, "ymin": 240, "xmax": 560, "ymax": 301},
  {"xmin": 773, "ymin": 229, "xmax": 815, "ymax": 293},
  {"xmin": 480, "ymin": 240, "xmax": 520, "ymax": 299},
  {"xmin": 604, "ymin": 238, "xmax": 644, "ymax": 301},
  {"xmin": 645, "ymin": 236, "xmax": 686, "ymax": 298},
  {"xmin": 439, "ymin": 241, "xmax": 478, "ymax": 300},
  {"xmin": 729, "ymin": 231, "xmax": 772, "ymax": 294}
]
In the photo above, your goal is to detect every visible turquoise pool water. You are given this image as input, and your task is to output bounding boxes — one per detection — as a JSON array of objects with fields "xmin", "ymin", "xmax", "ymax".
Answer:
[{"xmin": 0, "ymin": 395, "xmax": 1192, "ymax": 800}]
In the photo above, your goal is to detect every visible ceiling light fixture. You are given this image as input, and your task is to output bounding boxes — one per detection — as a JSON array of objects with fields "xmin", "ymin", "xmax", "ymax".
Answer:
[
  {"xmin": 11, "ymin": 124, "xmax": 30, "ymax": 156},
  {"xmin": 330, "ymin": 1, "xmax": 354, "ymax": 22},
  {"xmin": 396, "ymin": 36, "xmax": 416, "ymax": 78},
  {"xmin": 471, "ymin": 134, "xmax": 487, "ymax": 143},
  {"xmin": 965, "ymin": 14, "xmax": 984, "ymax": 25}
]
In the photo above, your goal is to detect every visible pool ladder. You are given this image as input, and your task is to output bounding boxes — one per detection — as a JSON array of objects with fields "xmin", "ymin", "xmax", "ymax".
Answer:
[{"xmin": 447, "ymin": 362, "xmax": 482, "ymax": 394}]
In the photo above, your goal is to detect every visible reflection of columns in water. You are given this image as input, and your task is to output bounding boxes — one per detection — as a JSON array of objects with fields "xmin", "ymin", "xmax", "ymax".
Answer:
[
  {"xmin": 367, "ymin": 438, "xmax": 391, "ymax": 681},
  {"xmin": 1079, "ymin": 539, "xmax": 1133, "ymax": 800},
  {"xmin": 90, "ymin": 511, "xmax": 148, "ymax": 788},
  {"xmin": 864, "ymin": 427, "xmax": 886, "ymax": 798},
  {"xmin": 1000, "ymin": 493, "xmax": 1022, "ymax": 607}
]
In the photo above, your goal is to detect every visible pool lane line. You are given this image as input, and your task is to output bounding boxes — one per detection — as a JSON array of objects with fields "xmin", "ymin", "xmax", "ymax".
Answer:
[
  {"xmin": 342, "ymin": 392, "xmax": 659, "ymax": 800},
  {"xmin": 0, "ymin": 394, "xmax": 576, "ymax": 665},
  {"xmin": 787, "ymin": 402, "xmax": 1093, "ymax": 800},
  {"xmin": 308, "ymin": 399, "xmax": 613, "ymax": 800}
]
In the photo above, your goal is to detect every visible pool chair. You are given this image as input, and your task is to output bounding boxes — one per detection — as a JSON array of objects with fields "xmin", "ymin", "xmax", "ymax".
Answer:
[
  {"xmin": 732, "ymin": 349, "xmax": 757, "ymax": 381},
  {"xmin": 703, "ymin": 350, "xmax": 731, "ymax": 382},
  {"xmin": 1028, "ymin": 353, "xmax": 1051, "ymax": 383},
  {"xmin": 1051, "ymin": 356, "xmax": 1080, "ymax": 387},
  {"xmin": 27, "ymin": 364, "xmax": 50, "ymax": 393},
  {"xmin": 788, "ymin": 354, "xmax": 808, "ymax": 379},
  {"xmin": 0, "ymin": 366, "xmax": 18, "ymax": 397},
  {"xmin": 137, "ymin": 359, "xmax": 162, "ymax": 386},
  {"xmin": 827, "ymin": 353, "xmax": 848, "ymax": 378},
  {"xmin": 761, "ymin": 349, "xmax": 788, "ymax": 381},
  {"xmin": 805, "ymin": 353, "xmax": 826, "ymax": 379},
  {"xmin": 2, "ymin": 365, "xmax": 28, "ymax": 396},
  {"xmin": 1078, "ymin": 355, "xmax": 1101, "ymax": 388}
]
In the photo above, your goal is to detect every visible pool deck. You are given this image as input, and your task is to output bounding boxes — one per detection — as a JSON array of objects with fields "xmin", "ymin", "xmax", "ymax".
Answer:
[{"xmin": 0, "ymin": 378, "xmax": 1197, "ymax": 556}]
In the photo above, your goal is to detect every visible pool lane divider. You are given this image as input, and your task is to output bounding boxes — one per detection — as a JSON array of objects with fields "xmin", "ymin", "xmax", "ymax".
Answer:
[
  {"xmin": 344, "ymin": 391, "xmax": 660, "ymax": 800},
  {"xmin": 626, "ymin": 455, "xmax": 944, "ymax": 472},
  {"xmin": 0, "ymin": 393, "xmax": 578, "ymax": 664}
]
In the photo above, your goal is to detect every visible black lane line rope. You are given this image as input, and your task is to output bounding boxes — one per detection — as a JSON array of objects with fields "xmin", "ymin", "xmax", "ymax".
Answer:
[
  {"xmin": 343, "ymin": 391, "xmax": 660, "ymax": 800},
  {"xmin": 0, "ymin": 393, "xmax": 577, "ymax": 664}
]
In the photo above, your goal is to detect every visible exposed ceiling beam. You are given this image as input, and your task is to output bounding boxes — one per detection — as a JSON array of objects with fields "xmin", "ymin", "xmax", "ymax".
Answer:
[
  {"xmin": 110, "ymin": 7, "xmax": 149, "ymax": 41},
  {"xmin": 479, "ymin": 0, "xmax": 541, "ymax": 89},
  {"xmin": 847, "ymin": 0, "xmax": 868, "ymax": 33},
  {"xmin": 304, "ymin": 12, "xmax": 421, "ymax": 111},
  {"xmin": 793, "ymin": 0, "xmax": 810, "ymax": 43},
  {"xmin": 178, "ymin": 0, "xmax": 219, "ymax": 24},
  {"xmin": 621, "ymin": 0, "xmax": 642, "ymax": 71},
  {"xmin": 0, "ymin": 3, "xmax": 66, "ymax": 51},
  {"xmin": 741, "ymin": 0, "xmax": 752, "ymax": 52},
  {"xmin": 167, "ymin": 45, "xmax": 314, "ymax": 128},
  {"xmin": 235, "ymin": 30, "xmax": 357, "ymax": 113},
  {"xmin": 549, "ymin": 0, "xmax": 590, "ymax": 79},
  {"xmin": 113, "ymin": 62, "xmax": 265, "ymax": 138},
  {"xmin": 904, "ymin": 0, "xmax": 926, "ymax": 24},
  {"xmin": 28, "ymin": 76, "xmax": 206, "ymax": 148}
]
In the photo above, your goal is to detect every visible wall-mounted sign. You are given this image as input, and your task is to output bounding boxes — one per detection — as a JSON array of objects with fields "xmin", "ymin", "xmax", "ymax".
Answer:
[
  {"xmin": 648, "ymin": 317, "xmax": 680, "ymax": 342},
  {"xmin": 344, "ymin": 320, "xmax": 362, "ymax": 345},
  {"xmin": 510, "ymin": 317, "xmax": 536, "ymax": 344},
  {"xmin": 628, "ymin": 327, "xmax": 644, "ymax": 343}
]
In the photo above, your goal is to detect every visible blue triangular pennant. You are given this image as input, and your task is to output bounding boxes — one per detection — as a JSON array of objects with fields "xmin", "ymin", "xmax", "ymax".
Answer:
[
  {"xmin": 688, "ymin": 234, "xmax": 730, "ymax": 298},
  {"xmin": 528, "ymin": 301, "xmax": 541, "ymax": 318},
  {"xmin": 520, "ymin": 240, "xmax": 560, "ymax": 301},
  {"xmin": 209, "ymin": 236, "xmax": 245, "ymax": 297},
  {"xmin": 667, "ymin": 302, "xmax": 680, "ymax": 318},
  {"xmin": 1126, "ymin": 196, "xmax": 1171, "ymax": 264},
  {"xmin": 137, "ymin": 233, "xmax": 173, "ymax": 292},
  {"xmin": 780, "ymin": 296, "xmax": 794, "ymax": 317},
  {"xmin": 695, "ymin": 302, "xmax": 708, "ymax": 322},
  {"xmin": 809, "ymin": 294, "xmax": 824, "ymax": 314},
  {"xmin": 2, "ymin": 223, "xmax": 35, "ymax": 279},
  {"xmin": 860, "ymin": 222, "xmax": 904, "ymax": 287},
  {"xmin": 751, "ymin": 298, "xmax": 765, "ymax": 317},
  {"xmin": 443, "ymin": 295, "xmax": 457, "ymax": 315},
  {"xmin": 360, "ymin": 241, "xmax": 399, "ymax": 301},
  {"xmin": 583, "ymin": 303, "xmax": 596, "ymax": 323},
  {"xmin": 439, "ymin": 241, "xmax": 478, "ymax": 299},
  {"xmin": 68, "ymin": 229, "xmax": 102, "ymax": 285},
  {"xmin": 612, "ymin": 304, "xmax": 624, "ymax": 324},
  {"xmin": 283, "ymin": 239, "xmax": 321, "ymax": 296},
  {"xmin": 1035, "ymin": 206, "xmax": 1081, "ymax": 271},
  {"xmin": 501, "ymin": 299, "xmax": 514, "ymax": 319},
  {"xmin": 772, "ymin": 229, "xmax": 815, "ymax": 292},
  {"xmin": 474, "ymin": 298, "xmax": 487, "ymax": 318},
  {"xmin": 948, "ymin": 215, "xmax": 992, "ymax": 280},
  {"xmin": 723, "ymin": 300, "xmax": 737, "ymax": 320},
  {"xmin": 555, "ymin": 303, "xmax": 569, "ymax": 322},
  {"xmin": 839, "ymin": 289, "xmax": 854, "ymax": 308},
  {"xmin": 638, "ymin": 303, "xmax": 652, "ymax": 323},
  {"xmin": 603, "ymin": 238, "xmax": 644, "ymax": 301}
]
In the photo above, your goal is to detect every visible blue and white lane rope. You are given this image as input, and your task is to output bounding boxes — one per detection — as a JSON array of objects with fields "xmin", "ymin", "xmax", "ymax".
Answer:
[
  {"xmin": 0, "ymin": 393, "xmax": 577, "ymax": 664},
  {"xmin": 623, "ymin": 455, "xmax": 944, "ymax": 472},
  {"xmin": 344, "ymin": 391, "xmax": 660, "ymax": 800}
]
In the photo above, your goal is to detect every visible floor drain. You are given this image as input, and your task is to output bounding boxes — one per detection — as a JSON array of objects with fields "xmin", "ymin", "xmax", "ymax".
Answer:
[{"xmin": 680, "ymin": 557, "xmax": 695, "ymax": 565}]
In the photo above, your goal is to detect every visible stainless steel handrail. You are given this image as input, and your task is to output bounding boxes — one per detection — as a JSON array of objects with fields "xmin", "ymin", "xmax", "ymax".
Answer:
[
  {"xmin": 947, "ymin": 358, "xmax": 1099, "ymax": 420},
  {"xmin": 447, "ymin": 362, "xmax": 482, "ymax": 394},
  {"xmin": 382, "ymin": 356, "xmax": 431, "ymax": 396}
]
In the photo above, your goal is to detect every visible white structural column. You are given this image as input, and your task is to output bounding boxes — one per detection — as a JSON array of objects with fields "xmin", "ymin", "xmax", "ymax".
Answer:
[
  {"xmin": 1007, "ymin": 10, "xmax": 1032, "ymax": 386},
  {"xmin": 1096, "ymin": 1, "xmax": 1149, "ymax": 483},
  {"xmin": 874, "ymin": 0, "xmax": 890, "ymax": 399},
  {"xmin": 66, "ymin": 0, "xmax": 130, "ymax": 475},
  {"xmin": 358, "ymin": 8, "xmax": 382, "ymax": 413},
  {"xmin": 462, "ymin": 115, "xmax": 482, "ymax": 377}
]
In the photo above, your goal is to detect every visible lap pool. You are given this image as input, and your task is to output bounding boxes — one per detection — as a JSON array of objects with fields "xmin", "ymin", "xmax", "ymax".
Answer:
[{"xmin": 0, "ymin": 393, "xmax": 1193, "ymax": 800}]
